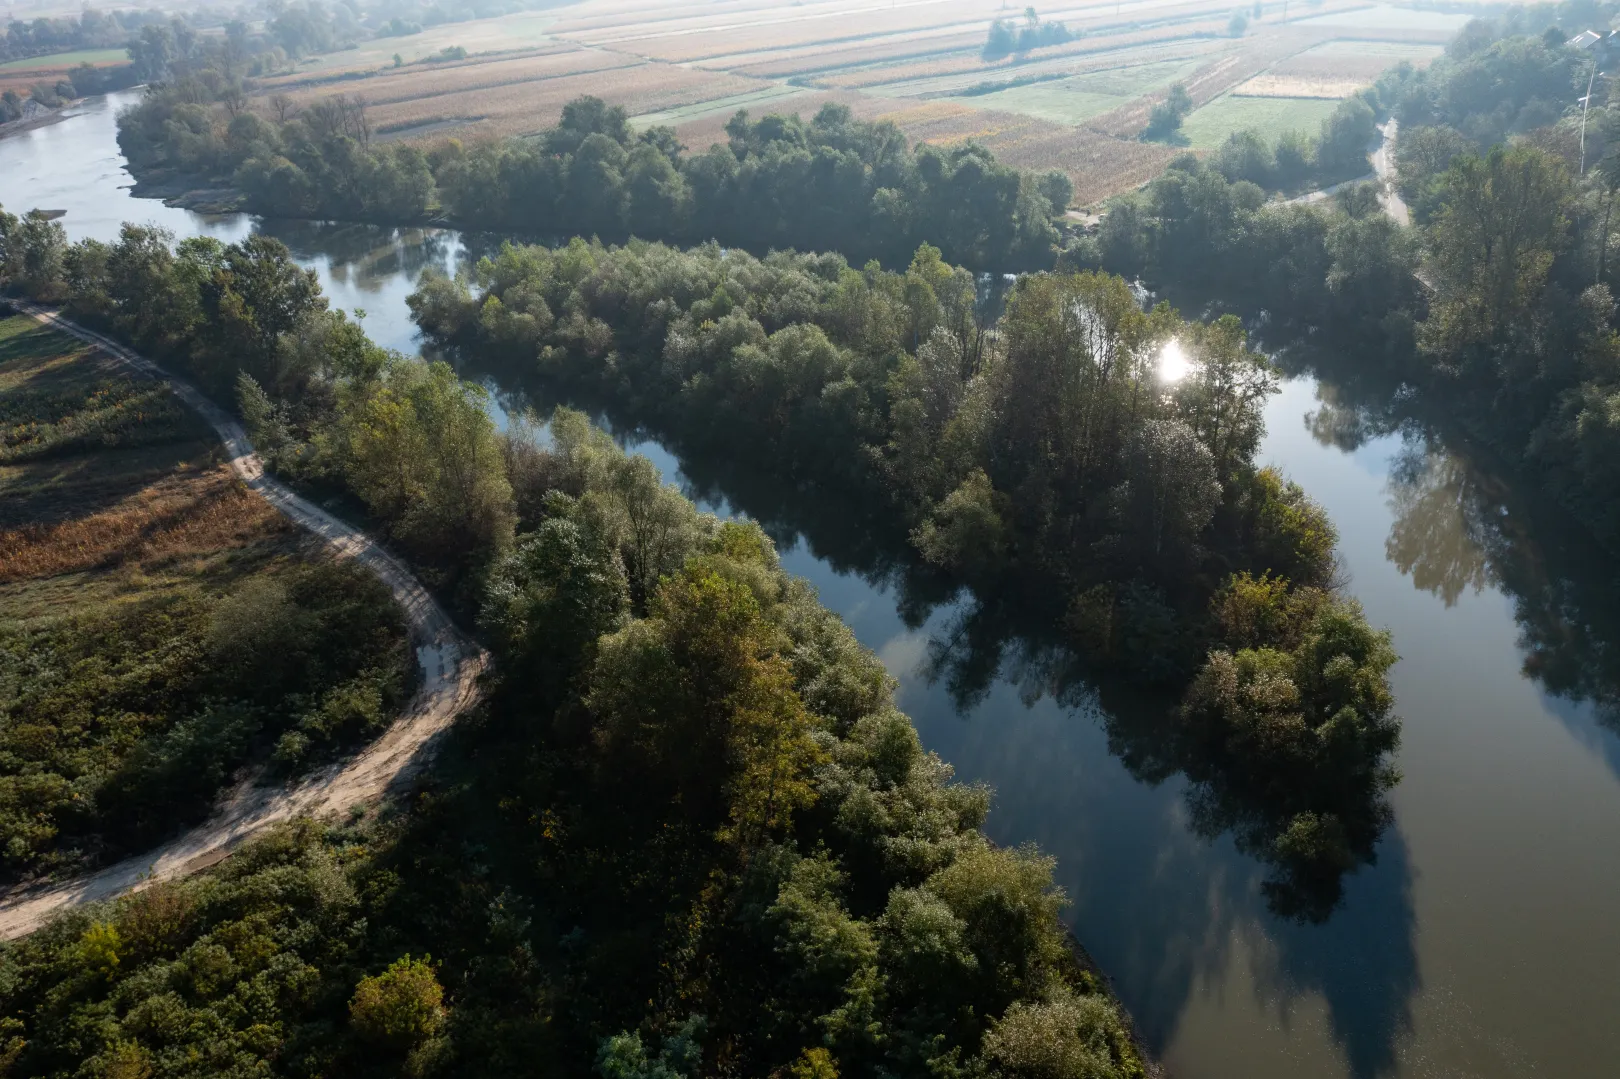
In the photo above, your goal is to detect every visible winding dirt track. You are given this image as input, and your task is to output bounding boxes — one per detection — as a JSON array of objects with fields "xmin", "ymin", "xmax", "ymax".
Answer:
[{"xmin": 0, "ymin": 303, "xmax": 488, "ymax": 941}]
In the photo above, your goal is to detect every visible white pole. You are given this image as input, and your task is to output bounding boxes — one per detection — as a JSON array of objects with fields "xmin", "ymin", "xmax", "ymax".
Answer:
[{"xmin": 1581, "ymin": 58, "xmax": 1599, "ymax": 176}]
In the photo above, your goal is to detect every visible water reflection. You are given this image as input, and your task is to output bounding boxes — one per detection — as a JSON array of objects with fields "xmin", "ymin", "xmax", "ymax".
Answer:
[
  {"xmin": 1299, "ymin": 367, "xmax": 1620, "ymax": 744},
  {"xmin": 16, "ymin": 95, "xmax": 1620, "ymax": 1077},
  {"xmin": 467, "ymin": 361, "xmax": 1422, "ymax": 1073}
]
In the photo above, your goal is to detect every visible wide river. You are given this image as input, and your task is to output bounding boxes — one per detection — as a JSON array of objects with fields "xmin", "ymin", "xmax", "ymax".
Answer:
[{"xmin": 8, "ymin": 92, "xmax": 1620, "ymax": 1079}]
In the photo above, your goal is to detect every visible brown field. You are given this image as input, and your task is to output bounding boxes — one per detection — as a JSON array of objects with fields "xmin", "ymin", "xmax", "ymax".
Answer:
[
  {"xmin": 671, "ymin": 92, "xmax": 1178, "ymax": 205},
  {"xmin": 256, "ymin": 43, "xmax": 584, "ymax": 94},
  {"xmin": 874, "ymin": 100, "xmax": 1182, "ymax": 202},
  {"xmin": 273, "ymin": 47, "xmax": 644, "ymax": 110},
  {"xmin": 0, "ymin": 55, "xmax": 126, "ymax": 97},
  {"xmin": 1233, "ymin": 74, "xmax": 1370, "ymax": 98},
  {"xmin": 366, "ymin": 63, "xmax": 769, "ymax": 140}
]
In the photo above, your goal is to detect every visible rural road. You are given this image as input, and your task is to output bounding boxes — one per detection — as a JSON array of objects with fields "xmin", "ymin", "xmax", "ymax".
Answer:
[
  {"xmin": 1286, "ymin": 119, "xmax": 1407, "ymax": 225},
  {"xmin": 0, "ymin": 302, "xmax": 488, "ymax": 940}
]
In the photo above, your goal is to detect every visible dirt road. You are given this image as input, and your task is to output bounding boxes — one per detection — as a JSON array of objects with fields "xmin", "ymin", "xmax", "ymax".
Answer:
[{"xmin": 0, "ymin": 303, "xmax": 487, "ymax": 941}]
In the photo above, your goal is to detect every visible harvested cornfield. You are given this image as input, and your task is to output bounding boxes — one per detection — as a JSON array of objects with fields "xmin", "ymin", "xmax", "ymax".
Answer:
[
  {"xmin": 272, "ymin": 47, "xmax": 645, "ymax": 110},
  {"xmin": 870, "ymin": 100, "xmax": 1181, "ymax": 204},
  {"xmin": 365, "ymin": 63, "xmax": 770, "ymax": 140}
]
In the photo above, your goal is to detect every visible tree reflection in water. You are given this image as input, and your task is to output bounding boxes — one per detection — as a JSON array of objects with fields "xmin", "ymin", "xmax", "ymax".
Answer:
[
  {"xmin": 919, "ymin": 594, "xmax": 1395, "ymax": 924},
  {"xmin": 1294, "ymin": 351, "xmax": 1620, "ymax": 739},
  {"xmin": 460, "ymin": 351, "xmax": 1398, "ymax": 924}
]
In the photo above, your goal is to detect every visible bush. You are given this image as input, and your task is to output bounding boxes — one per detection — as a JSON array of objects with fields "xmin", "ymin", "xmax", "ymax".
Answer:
[{"xmin": 350, "ymin": 955, "xmax": 446, "ymax": 1050}]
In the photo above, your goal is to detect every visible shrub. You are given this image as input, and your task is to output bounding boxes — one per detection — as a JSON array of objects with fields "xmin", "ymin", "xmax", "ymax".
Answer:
[{"xmin": 349, "ymin": 955, "xmax": 446, "ymax": 1050}]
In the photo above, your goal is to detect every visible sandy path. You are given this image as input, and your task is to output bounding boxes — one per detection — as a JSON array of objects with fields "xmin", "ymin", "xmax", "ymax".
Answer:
[{"xmin": 0, "ymin": 302, "xmax": 488, "ymax": 941}]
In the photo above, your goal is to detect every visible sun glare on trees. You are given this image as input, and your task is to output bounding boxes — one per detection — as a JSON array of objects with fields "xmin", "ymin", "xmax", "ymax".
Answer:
[{"xmin": 1157, "ymin": 338, "xmax": 1194, "ymax": 382}]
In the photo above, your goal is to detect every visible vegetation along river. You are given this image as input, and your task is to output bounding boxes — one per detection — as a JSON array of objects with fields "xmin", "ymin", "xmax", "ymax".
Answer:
[{"xmin": 7, "ymin": 91, "xmax": 1620, "ymax": 1079}]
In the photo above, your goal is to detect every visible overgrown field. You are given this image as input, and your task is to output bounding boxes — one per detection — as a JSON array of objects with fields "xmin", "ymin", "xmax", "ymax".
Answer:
[{"xmin": 0, "ymin": 315, "xmax": 410, "ymax": 882}]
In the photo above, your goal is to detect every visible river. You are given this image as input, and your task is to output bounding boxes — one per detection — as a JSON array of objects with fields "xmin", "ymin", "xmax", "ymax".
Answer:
[{"xmin": 7, "ymin": 91, "xmax": 1620, "ymax": 1079}]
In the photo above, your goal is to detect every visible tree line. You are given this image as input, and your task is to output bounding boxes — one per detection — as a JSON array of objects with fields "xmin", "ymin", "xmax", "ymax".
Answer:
[
  {"xmin": 412, "ymin": 236, "xmax": 1402, "ymax": 919},
  {"xmin": 117, "ymin": 89, "xmax": 1073, "ymax": 271},
  {"xmin": 0, "ymin": 217, "xmax": 1147, "ymax": 1079}
]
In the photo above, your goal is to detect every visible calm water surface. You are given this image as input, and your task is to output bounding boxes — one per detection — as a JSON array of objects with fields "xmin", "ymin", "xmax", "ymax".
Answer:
[{"xmin": 8, "ymin": 92, "xmax": 1620, "ymax": 1079}]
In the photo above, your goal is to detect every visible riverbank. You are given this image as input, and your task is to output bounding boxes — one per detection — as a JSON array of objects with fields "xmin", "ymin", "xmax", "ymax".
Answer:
[{"xmin": 125, "ymin": 167, "xmax": 249, "ymax": 214}]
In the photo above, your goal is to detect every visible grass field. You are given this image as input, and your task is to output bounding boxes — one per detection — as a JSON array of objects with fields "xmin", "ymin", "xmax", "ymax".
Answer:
[
  {"xmin": 1297, "ymin": 3, "xmax": 1473, "ymax": 31},
  {"xmin": 632, "ymin": 83, "xmax": 812, "ymax": 128},
  {"xmin": 0, "ymin": 48, "xmax": 127, "ymax": 72},
  {"xmin": 944, "ymin": 56, "xmax": 1204, "ymax": 125},
  {"xmin": 1178, "ymin": 93, "xmax": 1342, "ymax": 148},
  {"xmin": 0, "ymin": 314, "xmax": 408, "ymax": 881}
]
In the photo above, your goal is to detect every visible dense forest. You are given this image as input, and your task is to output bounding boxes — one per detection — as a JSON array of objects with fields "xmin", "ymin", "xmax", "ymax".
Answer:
[
  {"xmin": 407, "ymin": 234, "xmax": 1400, "ymax": 919},
  {"xmin": 1081, "ymin": 6, "xmax": 1620, "ymax": 560},
  {"xmin": 0, "ymin": 214, "xmax": 1148, "ymax": 1079}
]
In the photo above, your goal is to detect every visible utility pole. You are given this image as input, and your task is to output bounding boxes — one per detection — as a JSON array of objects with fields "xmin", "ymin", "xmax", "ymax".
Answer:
[{"xmin": 1581, "ymin": 57, "xmax": 1600, "ymax": 176}]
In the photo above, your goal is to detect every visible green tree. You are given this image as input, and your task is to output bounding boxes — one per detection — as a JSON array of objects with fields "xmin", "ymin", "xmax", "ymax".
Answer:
[
  {"xmin": 1144, "ymin": 84, "xmax": 1193, "ymax": 140},
  {"xmin": 349, "ymin": 955, "xmax": 447, "ymax": 1051},
  {"xmin": 1422, "ymin": 145, "xmax": 1571, "ymax": 358}
]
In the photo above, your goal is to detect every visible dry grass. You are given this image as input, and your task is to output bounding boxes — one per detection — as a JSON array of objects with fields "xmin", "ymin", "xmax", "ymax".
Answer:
[
  {"xmin": 1232, "ymin": 74, "xmax": 1370, "ymax": 98},
  {"xmin": 0, "ymin": 463, "xmax": 289, "ymax": 585},
  {"xmin": 0, "ymin": 314, "xmax": 289, "ymax": 587}
]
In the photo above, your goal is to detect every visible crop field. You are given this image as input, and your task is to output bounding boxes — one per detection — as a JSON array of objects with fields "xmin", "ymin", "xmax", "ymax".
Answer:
[
  {"xmin": 884, "ymin": 100, "xmax": 1183, "ymax": 199},
  {"xmin": 945, "ymin": 56, "xmax": 1205, "ymax": 126},
  {"xmin": 367, "ymin": 61, "xmax": 766, "ymax": 140},
  {"xmin": 1177, "ymin": 93, "xmax": 1344, "ymax": 147},
  {"xmin": 632, "ymin": 83, "xmax": 814, "ymax": 129},
  {"xmin": 0, "ymin": 48, "xmax": 127, "ymax": 72},
  {"xmin": 1267, "ymin": 38, "xmax": 1444, "ymax": 79},
  {"xmin": 272, "ymin": 46, "xmax": 643, "ymax": 108},
  {"xmin": 280, "ymin": 10, "xmax": 562, "ymax": 78},
  {"xmin": 255, "ymin": 0, "xmax": 1469, "ymax": 203}
]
